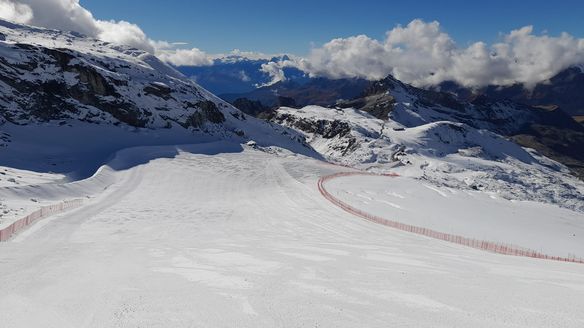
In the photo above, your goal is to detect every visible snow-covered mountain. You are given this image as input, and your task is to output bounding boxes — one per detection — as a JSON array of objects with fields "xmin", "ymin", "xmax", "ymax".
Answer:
[
  {"xmin": 0, "ymin": 18, "xmax": 321, "ymax": 200},
  {"xmin": 274, "ymin": 104, "xmax": 584, "ymax": 212},
  {"xmin": 0, "ymin": 19, "xmax": 312, "ymax": 152},
  {"xmin": 435, "ymin": 66, "xmax": 584, "ymax": 117},
  {"xmin": 271, "ymin": 75, "xmax": 584, "ymax": 214},
  {"xmin": 221, "ymin": 77, "xmax": 370, "ymax": 108},
  {"xmin": 335, "ymin": 75, "xmax": 584, "ymax": 180}
]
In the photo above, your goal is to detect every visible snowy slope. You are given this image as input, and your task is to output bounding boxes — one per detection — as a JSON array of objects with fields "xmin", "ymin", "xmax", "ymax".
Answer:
[
  {"xmin": 326, "ymin": 174, "xmax": 584, "ymax": 259},
  {"xmin": 274, "ymin": 106, "xmax": 584, "ymax": 212},
  {"xmin": 0, "ymin": 145, "xmax": 583, "ymax": 327},
  {"xmin": 0, "ymin": 19, "xmax": 319, "ymax": 227}
]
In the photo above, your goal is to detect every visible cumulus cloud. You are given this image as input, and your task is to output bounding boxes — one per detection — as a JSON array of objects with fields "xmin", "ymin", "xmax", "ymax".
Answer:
[
  {"xmin": 257, "ymin": 56, "xmax": 306, "ymax": 86},
  {"xmin": 0, "ymin": 0, "xmax": 211, "ymax": 62},
  {"xmin": 95, "ymin": 19, "xmax": 154, "ymax": 53},
  {"xmin": 0, "ymin": 0, "xmax": 33, "ymax": 23},
  {"xmin": 238, "ymin": 70, "xmax": 251, "ymax": 82},
  {"xmin": 258, "ymin": 61, "xmax": 288, "ymax": 86},
  {"xmin": 0, "ymin": 0, "xmax": 155, "ymax": 51},
  {"xmin": 156, "ymin": 47, "xmax": 213, "ymax": 66},
  {"xmin": 295, "ymin": 19, "xmax": 584, "ymax": 88},
  {"xmin": 3, "ymin": 2, "xmax": 583, "ymax": 88}
]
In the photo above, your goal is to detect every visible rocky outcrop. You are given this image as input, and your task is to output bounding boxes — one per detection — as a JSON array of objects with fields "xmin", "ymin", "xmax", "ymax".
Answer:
[
  {"xmin": 184, "ymin": 101, "xmax": 226, "ymax": 128},
  {"xmin": 0, "ymin": 20, "xmax": 248, "ymax": 133},
  {"xmin": 273, "ymin": 113, "xmax": 351, "ymax": 139}
]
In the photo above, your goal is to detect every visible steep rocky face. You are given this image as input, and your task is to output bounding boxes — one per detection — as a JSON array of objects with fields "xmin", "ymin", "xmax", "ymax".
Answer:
[
  {"xmin": 183, "ymin": 101, "xmax": 226, "ymax": 128},
  {"xmin": 340, "ymin": 76, "xmax": 573, "ymax": 133},
  {"xmin": 273, "ymin": 107, "xmax": 377, "ymax": 160},
  {"xmin": 0, "ymin": 20, "xmax": 244, "ymax": 134},
  {"xmin": 274, "ymin": 113, "xmax": 352, "ymax": 139}
]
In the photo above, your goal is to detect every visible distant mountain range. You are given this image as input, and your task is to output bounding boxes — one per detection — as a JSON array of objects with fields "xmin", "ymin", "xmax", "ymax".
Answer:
[
  {"xmin": 178, "ymin": 59, "xmax": 584, "ymax": 119},
  {"xmin": 434, "ymin": 66, "xmax": 584, "ymax": 117},
  {"xmin": 221, "ymin": 78, "xmax": 370, "ymax": 108},
  {"xmin": 175, "ymin": 55, "xmax": 308, "ymax": 95}
]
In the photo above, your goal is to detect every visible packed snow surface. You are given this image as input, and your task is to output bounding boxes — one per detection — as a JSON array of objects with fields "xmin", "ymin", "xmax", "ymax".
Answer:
[
  {"xmin": 326, "ymin": 174, "xmax": 584, "ymax": 259},
  {"xmin": 0, "ymin": 143, "xmax": 583, "ymax": 327}
]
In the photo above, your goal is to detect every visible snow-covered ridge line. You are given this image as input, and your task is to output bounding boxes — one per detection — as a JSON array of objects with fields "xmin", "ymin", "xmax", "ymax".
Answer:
[
  {"xmin": 318, "ymin": 171, "xmax": 584, "ymax": 264},
  {"xmin": 0, "ymin": 198, "xmax": 83, "ymax": 241}
]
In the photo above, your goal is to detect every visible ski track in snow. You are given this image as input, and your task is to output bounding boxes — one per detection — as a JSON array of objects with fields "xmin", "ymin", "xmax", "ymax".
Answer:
[{"xmin": 0, "ymin": 145, "xmax": 583, "ymax": 327}]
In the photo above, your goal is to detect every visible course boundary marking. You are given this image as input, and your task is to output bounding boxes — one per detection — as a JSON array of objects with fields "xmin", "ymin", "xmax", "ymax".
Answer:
[
  {"xmin": 0, "ymin": 199, "xmax": 84, "ymax": 242},
  {"xmin": 318, "ymin": 171, "xmax": 584, "ymax": 264}
]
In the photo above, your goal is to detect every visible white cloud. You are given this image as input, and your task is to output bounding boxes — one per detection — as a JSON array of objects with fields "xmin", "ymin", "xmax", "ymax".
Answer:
[
  {"xmin": 0, "ymin": 0, "xmax": 156, "ymax": 51},
  {"xmin": 238, "ymin": 70, "xmax": 250, "ymax": 82},
  {"xmin": 0, "ymin": 0, "xmax": 33, "ymax": 23},
  {"xmin": 298, "ymin": 35, "xmax": 390, "ymax": 80},
  {"xmin": 18, "ymin": 0, "xmax": 98, "ymax": 35},
  {"xmin": 2, "ymin": 2, "xmax": 583, "ymax": 88},
  {"xmin": 258, "ymin": 61, "xmax": 287, "ymax": 86},
  {"xmin": 95, "ymin": 19, "xmax": 154, "ymax": 53},
  {"xmin": 294, "ymin": 19, "xmax": 584, "ymax": 88},
  {"xmin": 0, "ymin": 0, "xmax": 213, "ymax": 63},
  {"xmin": 156, "ymin": 47, "xmax": 213, "ymax": 66}
]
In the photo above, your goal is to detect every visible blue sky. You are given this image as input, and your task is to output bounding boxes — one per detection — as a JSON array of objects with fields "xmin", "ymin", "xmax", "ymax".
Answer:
[{"xmin": 81, "ymin": 0, "xmax": 584, "ymax": 55}]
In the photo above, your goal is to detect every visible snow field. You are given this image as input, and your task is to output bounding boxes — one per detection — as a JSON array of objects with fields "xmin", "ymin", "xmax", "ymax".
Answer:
[
  {"xmin": 0, "ymin": 145, "xmax": 583, "ymax": 327},
  {"xmin": 319, "ymin": 172, "xmax": 584, "ymax": 263}
]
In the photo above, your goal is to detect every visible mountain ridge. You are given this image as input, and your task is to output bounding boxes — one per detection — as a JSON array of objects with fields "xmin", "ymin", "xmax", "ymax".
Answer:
[{"xmin": 0, "ymin": 19, "xmax": 313, "ymax": 153}]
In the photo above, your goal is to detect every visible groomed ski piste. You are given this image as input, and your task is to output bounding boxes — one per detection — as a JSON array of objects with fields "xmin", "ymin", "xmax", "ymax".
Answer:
[{"xmin": 1, "ymin": 141, "xmax": 584, "ymax": 327}]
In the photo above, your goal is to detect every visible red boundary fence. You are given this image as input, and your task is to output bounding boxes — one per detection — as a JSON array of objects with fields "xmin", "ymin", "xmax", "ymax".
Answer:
[
  {"xmin": 318, "ymin": 171, "xmax": 584, "ymax": 264},
  {"xmin": 0, "ymin": 199, "xmax": 84, "ymax": 242}
]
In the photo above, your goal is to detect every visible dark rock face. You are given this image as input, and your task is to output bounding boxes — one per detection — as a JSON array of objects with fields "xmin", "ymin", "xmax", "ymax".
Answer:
[
  {"xmin": 337, "ymin": 93, "xmax": 395, "ymax": 119},
  {"xmin": 273, "ymin": 113, "xmax": 350, "ymax": 139},
  {"xmin": 272, "ymin": 110, "xmax": 358, "ymax": 156},
  {"xmin": 0, "ymin": 21, "xmax": 241, "ymax": 132},
  {"xmin": 185, "ymin": 101, "xmax": 226, "ymax": 128},
  {"xmin": 0, "ymin": 45, "xmax": 151, "ymax": 127},
  {"xmin": 232, "ymin": 98, "xmax": 271, "ymax": 117},
  {"xmin": 144, "ymin": 83, "xmax": 173, "ymax": 100}
]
